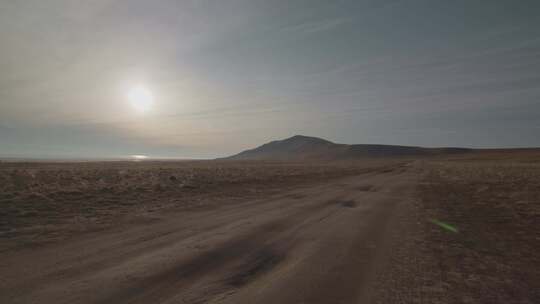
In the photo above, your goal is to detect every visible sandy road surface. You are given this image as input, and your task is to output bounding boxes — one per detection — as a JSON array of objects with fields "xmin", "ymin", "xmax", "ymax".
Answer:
[{"xmin": 0, "ymin": 166, "xmax": 417, "ymax": 304}]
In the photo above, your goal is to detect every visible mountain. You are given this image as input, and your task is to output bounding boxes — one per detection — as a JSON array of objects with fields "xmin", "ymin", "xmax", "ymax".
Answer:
[{"xmin": 225, "ymin": 135, "xmax": 472, "ymax": 160}]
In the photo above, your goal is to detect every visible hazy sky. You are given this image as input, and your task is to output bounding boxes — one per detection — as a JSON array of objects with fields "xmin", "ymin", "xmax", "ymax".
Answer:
[{"xmin": 1, "ymin": 0, "xmax": 539, "ymax": 158}]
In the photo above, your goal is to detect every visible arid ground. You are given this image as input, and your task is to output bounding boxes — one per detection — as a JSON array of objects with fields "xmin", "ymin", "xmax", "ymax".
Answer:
[{"xmin": 0, "ymin": 155, "xmax": 538, "ymax": 303}]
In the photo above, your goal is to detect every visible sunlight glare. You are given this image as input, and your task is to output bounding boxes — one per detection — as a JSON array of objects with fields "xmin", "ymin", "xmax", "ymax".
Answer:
[
  {"xmin": 131, "ymin": 154, "xmax": 148, "ymax": 161},
  {"xmin": 127, "ymin": 86, "xmax": 154, "ymax": 112}
]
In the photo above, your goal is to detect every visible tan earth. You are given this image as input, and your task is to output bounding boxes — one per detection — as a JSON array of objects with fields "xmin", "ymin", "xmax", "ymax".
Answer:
[{"xmin": 0, "ymin": 156, "xmax": 538, "ymax": 303}]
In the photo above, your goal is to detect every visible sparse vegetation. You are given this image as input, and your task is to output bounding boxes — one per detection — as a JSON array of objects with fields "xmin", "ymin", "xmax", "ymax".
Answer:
[
  {"xmin": 0, "ymin": 160, "xmax": 397, "ymax": 250},
  {"xmin": 415, "ymin": 160, "xmax": 540, "ymax": 303}
]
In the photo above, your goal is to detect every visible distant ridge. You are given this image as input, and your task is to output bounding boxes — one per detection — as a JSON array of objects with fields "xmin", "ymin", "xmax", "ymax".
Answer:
[{"xmin": 225, "ymin": 135, "xmax": 472, "ymax": 160}]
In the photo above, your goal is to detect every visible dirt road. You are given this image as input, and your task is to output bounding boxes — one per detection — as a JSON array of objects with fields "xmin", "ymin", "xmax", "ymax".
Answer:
[{"xmin": 0, "ymin": 166, "xmax": 417, "ymax": 304}]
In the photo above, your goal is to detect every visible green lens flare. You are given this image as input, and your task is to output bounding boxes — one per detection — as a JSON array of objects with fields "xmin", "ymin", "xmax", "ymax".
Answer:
[{"xmin": 429, "ymin": 219, "xmax": 458, "ymax": 233}]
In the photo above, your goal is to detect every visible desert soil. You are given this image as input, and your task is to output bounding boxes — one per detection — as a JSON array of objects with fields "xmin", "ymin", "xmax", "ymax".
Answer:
[{"xmin": 0, "ymin": 158, "xmax": 538, "ymax": 303}]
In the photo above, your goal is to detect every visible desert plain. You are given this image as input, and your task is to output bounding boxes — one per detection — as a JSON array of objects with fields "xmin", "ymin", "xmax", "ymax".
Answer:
[{"xmin": 0, "ymin": 152, "xmax": 539, "ymax": 303}]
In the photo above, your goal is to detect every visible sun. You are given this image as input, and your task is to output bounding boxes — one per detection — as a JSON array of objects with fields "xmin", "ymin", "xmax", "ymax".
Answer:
[{"xmin": 127, "ymin": 86, "xmax": 154, "ymax": 112}]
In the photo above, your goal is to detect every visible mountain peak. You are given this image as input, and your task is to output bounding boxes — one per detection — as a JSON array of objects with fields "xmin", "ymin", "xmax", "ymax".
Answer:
[
  {"xmin": 225, "ymin": 135, "xmax": 342, "ymax": 160},
  {"xmin": 281, "ymin": 135, "xmax": 334, "ymax": 144},
  {"xmin": 224, "ymin": 135, "xmax": 472, "ymax": 160}
]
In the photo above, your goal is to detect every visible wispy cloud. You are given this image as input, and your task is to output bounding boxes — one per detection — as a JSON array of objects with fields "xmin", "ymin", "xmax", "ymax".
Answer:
[
  {"xmin": 2, "ymin": 0, "xmax": 540, "ymax": 157},
  {"xmin": 281, "ymin": 18, "xmax": 350, "ymax": 35}
]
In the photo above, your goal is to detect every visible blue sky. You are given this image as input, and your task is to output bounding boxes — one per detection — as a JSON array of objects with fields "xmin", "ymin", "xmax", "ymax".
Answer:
[{"xmin": 1, "ymin": 0, "xmax": 539, "ymax": 158}]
